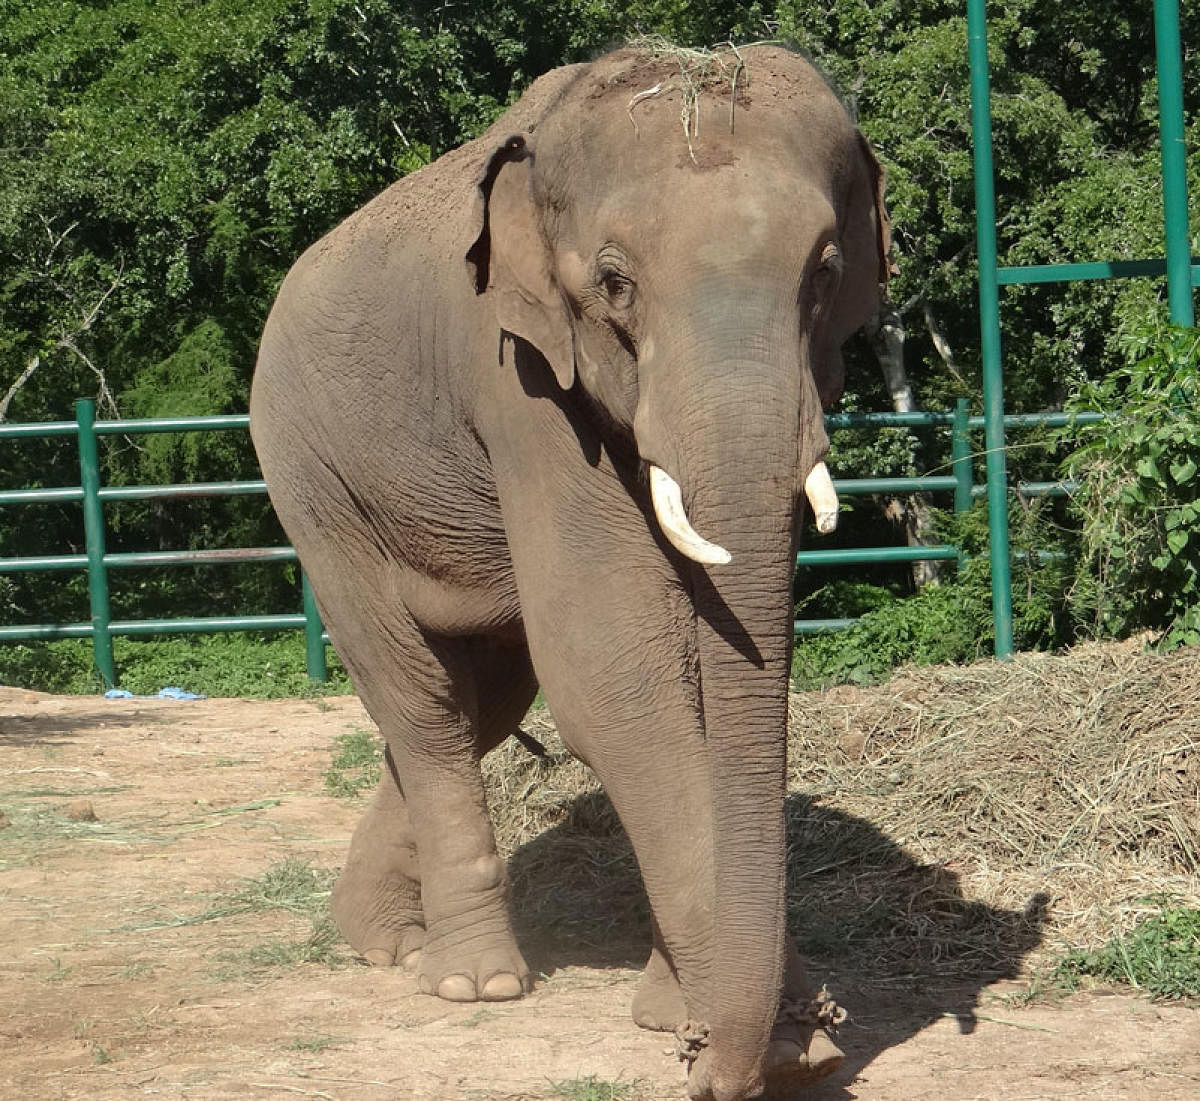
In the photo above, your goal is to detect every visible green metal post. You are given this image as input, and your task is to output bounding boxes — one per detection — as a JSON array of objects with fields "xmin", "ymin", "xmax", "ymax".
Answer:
[
  {"xmin": 1154, "ymin": 0, "xmax": 1194, "ymax": 326},
  {"xmin": 967, "ymin": 0, "xmax": 1015, "ymax": 659},
  {"xmin": 951, "ymin": 397, "xmax": 972, "ymax": 573},
  {"xmin": 951, "ymin": 398, "xmax": 973, "ymax": 514},
  {"xmin": 76, "ymin": 399, "xmax": 116, "ymax": 687},
  {"xmin": 302, "ymin": 571, "xmax": 328, "ymax": 682}
]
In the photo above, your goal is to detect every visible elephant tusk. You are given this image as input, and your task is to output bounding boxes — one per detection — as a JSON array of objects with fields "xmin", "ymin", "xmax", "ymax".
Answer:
[
  {"xmin": 804, "ymin": 461, "xmax": 839, "ymax": 534},
  {"xmin": 648, "ymin": 466, "xmax": 732, "ymax": 566}
]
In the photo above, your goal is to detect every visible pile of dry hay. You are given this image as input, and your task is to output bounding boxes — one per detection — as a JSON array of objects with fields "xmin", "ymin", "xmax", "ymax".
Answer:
[{"xmin": 482, "ymin": 640, "xmax": 1199, "ymax": 981}]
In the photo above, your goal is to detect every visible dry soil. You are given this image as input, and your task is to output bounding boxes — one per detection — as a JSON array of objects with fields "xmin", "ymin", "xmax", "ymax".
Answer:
[{"xmin": 2, "ymin": 687, "xmax": 1197, "ymax": 1100}]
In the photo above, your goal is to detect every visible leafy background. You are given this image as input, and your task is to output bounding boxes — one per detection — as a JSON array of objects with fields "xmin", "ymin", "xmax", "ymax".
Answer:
[{"xmin": 1, "ymin": 0, "xmax": 1197, "ymax": 648}]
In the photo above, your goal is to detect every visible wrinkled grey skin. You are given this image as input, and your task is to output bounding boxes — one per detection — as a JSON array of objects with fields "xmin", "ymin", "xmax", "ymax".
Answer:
[{"xmin": 251, "ymin": 47, "xmax": 889, "ymax": 1101}]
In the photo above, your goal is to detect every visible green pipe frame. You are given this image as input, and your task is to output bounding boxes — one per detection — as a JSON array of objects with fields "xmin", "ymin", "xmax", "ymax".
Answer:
[{"xmin": 966, "ymin": 0, "xmax": 1193, "ymax": 657}]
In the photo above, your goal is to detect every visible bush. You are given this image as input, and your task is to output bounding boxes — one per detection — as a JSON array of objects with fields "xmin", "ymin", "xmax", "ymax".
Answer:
[
  {"xmin": 792, "ymin": 499, "xmax": 1075, "ymax": 687},
  {"xmin": 1059, "ymin": 323, "xmax": 1200, "ymax": 649},
  {"xmin": 1055, "ymin": 903, "xmax": 1200, "ymax": 999},
  {"xmin": 0, "ymin": 634, "xmax": 352, "ymax": 698}
]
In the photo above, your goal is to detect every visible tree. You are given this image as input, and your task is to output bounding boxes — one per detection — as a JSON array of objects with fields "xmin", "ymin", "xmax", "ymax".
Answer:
[{"xmin": 1, "ymin": 0, "xmax": 1194, "ymax": 625}]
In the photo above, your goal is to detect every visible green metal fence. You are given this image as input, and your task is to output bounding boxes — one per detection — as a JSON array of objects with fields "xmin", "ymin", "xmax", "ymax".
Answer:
[
  {"xmin": 1, "ymin": 397, "xmax": 1100, "ymax": 687},
  {"xmin": 967, "ymin": 0, "xmax": 1194, "ymax": 657},
  {"xmin": 0, "ymin": 399, "xmax": 328, "ymax": 687}
]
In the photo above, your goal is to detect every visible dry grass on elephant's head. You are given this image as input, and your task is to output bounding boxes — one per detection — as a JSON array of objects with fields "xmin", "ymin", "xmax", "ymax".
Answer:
[{"xmin": 619, "ymin": 36, "xmax": 755, "ymax": 159}]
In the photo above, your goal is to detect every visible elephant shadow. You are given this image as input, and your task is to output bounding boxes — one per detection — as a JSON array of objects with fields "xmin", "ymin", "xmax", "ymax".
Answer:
[{"xmin": 506, "ymin": 788, "xmax": 1049, "ymax": 1098}]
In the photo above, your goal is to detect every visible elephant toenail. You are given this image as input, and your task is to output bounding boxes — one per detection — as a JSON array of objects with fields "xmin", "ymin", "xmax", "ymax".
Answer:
[
  {"xmin": 400, "ymin": 948, "xmax": 422, "ymax": 970},
  {"xmin": 807, "ymin": 1029, "xmax": 845, "ymax": 1068},
  {"xmin": 480, "ymin": 973, "xmax": 524, "ymax": 1000},
  {"xmin": 362, "ymin": 948, "xmax": 395, "ymax": 967},
  {"xmin": 437, "ymin": 974, "xmax": 480, "ymax": 1001}
]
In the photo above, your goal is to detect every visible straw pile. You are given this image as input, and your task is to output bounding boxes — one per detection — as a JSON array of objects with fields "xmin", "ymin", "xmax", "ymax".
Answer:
[{"xmin": 483, "ymin": 641, "xmax": 1199, "ymax": 979}]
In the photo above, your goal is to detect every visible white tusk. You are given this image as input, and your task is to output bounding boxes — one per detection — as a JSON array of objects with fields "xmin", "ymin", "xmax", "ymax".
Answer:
[
  {"xmin": 648, "ymin": 466, "xmax": 732, "ymax": 566},
  {"xmin": 804, "ymin": 461, "xmax": 839, "ymax": 535}
]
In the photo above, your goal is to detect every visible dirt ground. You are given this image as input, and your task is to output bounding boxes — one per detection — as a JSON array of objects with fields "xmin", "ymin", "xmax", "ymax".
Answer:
[{"xmin": 2, "ymin": 687, "xmax": 1197, "ymax": 1100}]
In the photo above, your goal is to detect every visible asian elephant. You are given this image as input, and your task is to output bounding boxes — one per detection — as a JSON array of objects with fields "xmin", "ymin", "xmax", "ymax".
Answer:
[{"xmin": 251, "ymin": 44, "xmax": 889, "ymax": 1101}]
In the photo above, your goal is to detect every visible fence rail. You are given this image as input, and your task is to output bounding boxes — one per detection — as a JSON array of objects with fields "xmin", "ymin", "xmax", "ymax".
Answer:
[
  {"xmin": 0, "ymin": 397, "xmax": 1104, "ymax": 687},
  {"xmin": 0, "ymin": 401, "xmax": 327, "ymax": 685}
]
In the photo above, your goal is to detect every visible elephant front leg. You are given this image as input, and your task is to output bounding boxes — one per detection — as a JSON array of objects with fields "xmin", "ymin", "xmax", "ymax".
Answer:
[
  {"xmin": 332, "ymin": 747, "xmax": 426, "ymax": 968},
  {"xmin": 309, "ymin": 556, "xmax": 534, "ymax": 1002}
]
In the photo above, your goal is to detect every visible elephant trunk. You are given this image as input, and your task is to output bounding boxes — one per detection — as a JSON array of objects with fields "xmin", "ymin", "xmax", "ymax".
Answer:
[
  {"xmin": 686, "ymin": 465, "xmax": 797, "ymax": 1101},
  {"xmin": 637, "ymin": 344, "xmax": 827, "ymax": 1100}
]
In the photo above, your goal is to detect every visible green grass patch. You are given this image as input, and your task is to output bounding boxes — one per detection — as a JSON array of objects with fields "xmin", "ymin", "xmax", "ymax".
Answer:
[
  {"xmin": 546, "ymin": 1077, "xmax": 647, "ymax": 1101},
  {"xmin": 214, "ymin": 914, "xmax": 349, "ymax": 979},
  {"xmin": 0, "ymin": 633, "xmax": 353, "ymax": 698},
  {"xmin": 201, "ymin": 857, "xmax": 338, "ymax": 926},
  {"xmin": 324, "ymin": 726, "xmax": 383, "ymax": 799},
  {"xmin": 119, "ymin": 961, "xmax": 154, "ymax": 980},
  {"xmin": 1053, "ymin": 905, "xmax": 1200, "ymax": 999},
  {"xmin": 0, "ymin": 801, "xmax": 127, "ymax": 849},
  {"xmin": 137, "ymin": 857, "xmax": 357, "ymax": 979},
  {"xmin": 44, "ymin": 957, "xmax": 74, "ymax": 983},
  {"xmin": 282, "ymin": 1033, "xmax": 345, "ymax": 1053},
  {"xmin": 129, "ymin": 857, "xmax": 337, "ymax": 929}
]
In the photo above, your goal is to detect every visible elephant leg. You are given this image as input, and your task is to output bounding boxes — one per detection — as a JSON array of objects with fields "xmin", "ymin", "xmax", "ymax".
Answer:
[
  {"xmin": 341, "ymin": 629, "xmax": 533, "ymax": 1001},
  {"xmin": 500, "ymin": 544, "xmax": 721, "ymax": 1025},
  {"xmin": 332, "ymin": 747, "xmax": 425, "ymax": 968},
  {"xmin": 632, "ymin": 916, "xmax": 687, "ymax": 1032},
  {"xmin": 305, "ymin": 550, "xmax": 535, "ymax": 1001}
]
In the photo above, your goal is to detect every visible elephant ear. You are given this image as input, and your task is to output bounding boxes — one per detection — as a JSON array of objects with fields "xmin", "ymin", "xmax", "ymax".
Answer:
[
  {"xmin": 465, "ymin": 135, "xmax": 576, "ymax": 390},
  {"xmin": 858, "ymin": 132, "xmax": 893, "ymax": 288},
  {"xmin": 811, "ymin": 132, "xmax": 893, "ymax": 409},
  {"xmin": 834, "ymin": 132, "xmax": 892, "ymax": 338}
]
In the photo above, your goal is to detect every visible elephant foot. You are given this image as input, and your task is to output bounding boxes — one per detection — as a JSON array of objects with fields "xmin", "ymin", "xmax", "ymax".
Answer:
[
  {"xmin": 416, "ymin": 932, "xmax": 531, "ymax": 1002},
  {"xmin": 632, "ymin": 948, "xmax": 687, "ymax": 1031},
  {"xmin": 332, "ymin": 866, "xmax": 426, "ymax": 968},
  {"xmin": 762, "ymin": 999, "xmax": 844, "ymax": 1090},
  {"xmin": 760, "ymin": 987, "xmax": 846, "ymax": 1093},
  {"xmin": 679, "ymin": 989, "xmax": 846, "ymax": 1100}
]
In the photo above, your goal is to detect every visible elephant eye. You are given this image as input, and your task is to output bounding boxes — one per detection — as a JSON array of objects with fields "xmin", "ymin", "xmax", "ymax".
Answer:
[
  {"xmin": 599, "ymin": 269, "xmax": 635, "ymax": 308},
  {"xmin": 810, "ymin": 243, "xmax": 842, "ymax": 299}
]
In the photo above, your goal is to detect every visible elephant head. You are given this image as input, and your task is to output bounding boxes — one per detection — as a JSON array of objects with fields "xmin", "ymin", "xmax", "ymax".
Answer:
[{"xmin": 467, "ymin": 46, "xmax": 889, "ymax": 1100}]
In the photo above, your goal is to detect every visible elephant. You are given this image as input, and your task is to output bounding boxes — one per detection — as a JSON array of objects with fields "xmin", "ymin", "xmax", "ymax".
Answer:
[{"xmin": 251, "ymin": 44, "xmax": 889, "ymax": 1101}]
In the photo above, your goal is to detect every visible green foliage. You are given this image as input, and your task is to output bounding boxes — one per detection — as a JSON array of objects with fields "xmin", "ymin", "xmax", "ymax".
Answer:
[
  {"xmin": 1059, "ymin": 324, "xmax": 1200, "ymax": 649},
  {"xmin": 323, "ymin": 726, "xmax": 383, "ymax": 799},
  {"xmin": 546, "ymin": 1077, "xmax": 647, "ymax": 1101},
  {"xmin": 1054, "ymin": 904, "xmax": 1200, "ymax": 1000},
  {"xmin": 793, "ymin": 500, "xmax": 1075, "ymax": 687},
  {"xmin": 794, "ymin": 580, "xmax": 976, "ymax": 687},
  {"xmin": 2, "ymin": 0, "xmax": 1196, "ymax": 643},
  {"xmin": 0, "ymin": 634, "xmax": 352, "ymax": 697}
]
